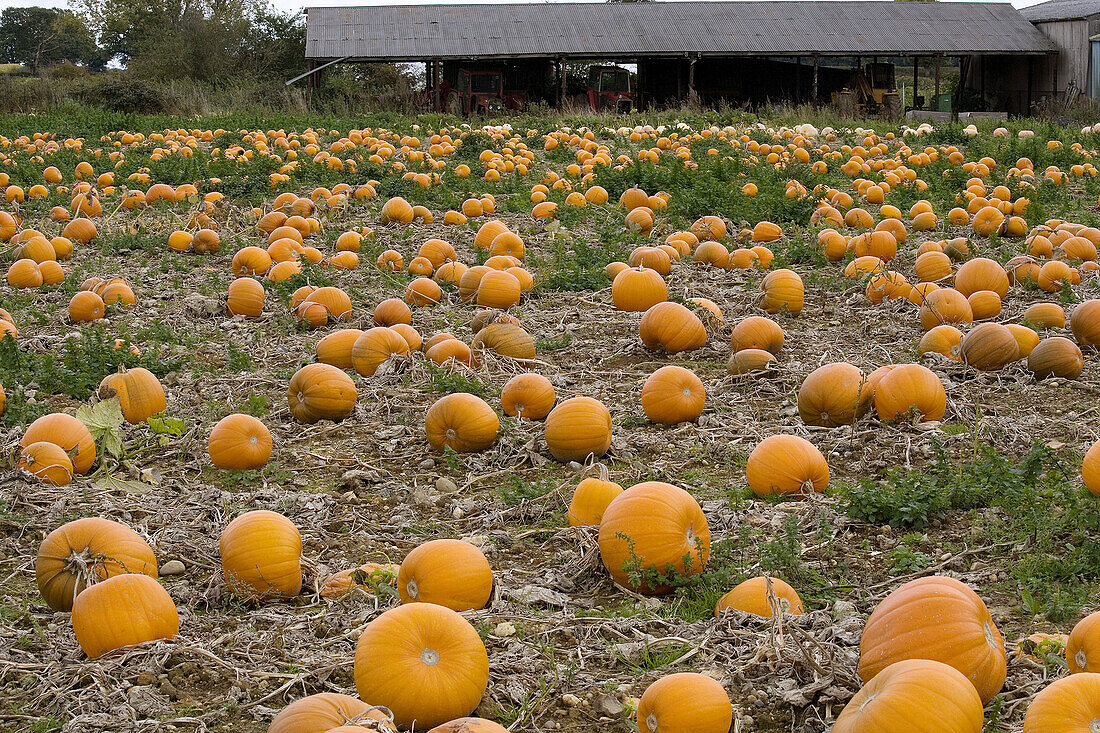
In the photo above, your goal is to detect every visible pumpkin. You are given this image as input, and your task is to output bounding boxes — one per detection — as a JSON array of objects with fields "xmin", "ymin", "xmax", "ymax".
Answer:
[
  {"xmin": 380, "ymin": 196, "xmax": 415, "ymax": 224},
  {"xmin": 71, "ymin": 573, "xmax": 178, "ymax": 659},
  {"xmin": 99, "ymin": 367, "xmax": 166, "ymax": 424},
  {"xmin": 36, "ymin": 517, "xmax": 158, "ymax": 612},
  {"xmin": 474, "ymin": 220, "xmax": 509, "ymax": 249},
  {"xmin": 500, "ymin": 373, "xmax": 555, "ymax": 419},
  {"xmin": 1006, "ymin": 323, "xmax": 1040, "ymax": 359},
  {"xmin": 919, "ymin": 288, "xmax": 973, "ymax": 331},
  {"xmin": 420, "ymin": 238, "xmax": 457, "ymax": 268},
  {"xmin": 427, "ymin": 718, "xmax": 508, "ymax": 733},
  {"xmin": 18, "ymin": 441, "xmax": 73, "ymax": 485},
  {"xmin": 691, "ymin": 215, "xmax": 727, "ymax": 241},
  {"xmin": 759, "ymin": 268, "xmax": 804, "ymax": 315},
  {"xmin": 1024, "ymin": 302, "xmax": 1066, "ymax": 330},
  {"xmin": 397, "ymin": 539, "xmax": 493, "ymax": 611},
  {"xmin": 227, "ymin": 277, "xmax": 265, "ymax": 317},
  {"xmin": 797, "ymin": 362, "xmax": 870, "ymax": 427},
  {"xmin": 305, "ymin": 287, "xmax": 352, "ymax": 320},
  {"xmin": 859, "ymin": 575, "xmax": 1006, "ymax": 703},
  {"xmin": 390, "ymin": 324, "xmax": 422, "ymax": 352},
  {"xmin": 1022, "ymin": 673, "xmax": 1100, "ymax": 732},
  {"xmin": 746, "ymin": 435, "xmax": 829, "ymax": 496},
  {"xmin": 377, "ymin": 249, "xmax": 404, "ymax": 271},
  {"xmin": 220, "ymin": 510, "xmax": 302, "ymax": 601},
  {"xmin": 918, "ymin": 325, "xmax": 963, "ymax": 361},
  {"xmin": 873, "ymin": 364, "xmax": 946, "ymax": 422},
  {"xmin": 69, "ymin": 290, "xmax": 105, "ymax": 321},
  {"xmin": 544, "ymin": 396, "xmax": 613, "ymax": 462},
  {"xmin": 752, "ymin": 220, "xmax": 782, "ymax": 242},
  {"xmin": 1072, "ymin": 300, "xmax": 1100, "ymax": 348},
  {"xmin": 320, "ymin": 562, "xmax": 399, "ymax": 600},
  {"xmin": 476, "ymin": 270, "xmax": 522, "ymax": 309},
  {"xmin": 269, "ymin": 693, "xmax": 396, "ymax": 733},
  {"xmin": 354, "ymin": 603, "xmax": 488, "ymax": 730},
  {"xmin": 960, "ymin": 323, "xmax": 1019, "ymax": 371},
  {"xmin": 567, "ymin": 467, "xmax": 623, "ymax": 527},
  {"xmin": 730, "ymin": 316, "xmax": 784, "ymax": 354},
  {"xmin": 425, "ymin": 393, "xmax": 499, "ymax": 453},
  {"xmin": 727, "ymin": 348, "xmax": 778, "ymax": 376},
  {"xmin": 351, "ymin": 327, "xmax": 411, "ymax": 377},
  {"xmin": 1068, "ymin": 612, "xmax": 1100, "ymax": 673},
  {"xmin": 426, "ymin": 338, "xmax": 473, "ymax": 367},
  {"xmin": 598, "ymin": 482, "xmax": 709, "ymax": 594},
  {"xmin": 715, "ymin": 576, "xmax": 803, "ymax": 617},
  {"xmin": 637, "ymin": 673, "xmax": 732, "ymax": 733},
  {"xmin": 967, "ymin": 290, "xmax": 1001, "ymax": 320},
  {"xmin": 692, "ymin": 240, "xmax": 730, "ymax": 268},
  {"xmin": 209, "ymin": 414, "xmax": 272, "ymax": 470},
  {"xmin": 471, "ymin": 322, "xmax": 536, "ymax": 361},
  {"xmin": 373, "ymin": 298, "xmax": 412, "ymax": 327},
  {"xmin": 1029, "ymin": 336, "xmax": 1084, "ymax": 379},
  {"xmin": 612, "ymin": 266, "xmax": 667, "ymax": 312},
  {"xmin": 641, "ymin": 366, "xmax": 705, "ymax": 425},
  {"xmin": 62, "ymin": 217, "xmax": 96, "ymax": 243},
  {"xmin": 639, "ymin": 302, "xmax": 707, "ymax": 353},
  {"xmin": 38, "ymin": 260, "xmax": 65, "ymax": 286},
  {"xmin": 315, "ymin": 329, "xmax": 363, "ymax": 370},
  {"xmin": 21, "ymin": 412, "xmax": 96, "ymax": 474},
  {"xmin": 287, "ymin": 363, "xmax": 357, "ymax": 423},
  {"xmin": 435, "ymin": 261, "xmax": 468, "ymax": 286},
  {"xmin": 953, "ymin": 257, "xmax": 1009, "ymax": 298},
  {"xmin": 1038, "ymin": 260, "xmax": 1075, "ymax": 293},
  {"xmin": 835, "ymin": 659, "xmax": 983, "ymax": 733},
  {"xmin": 629, "ymin": 246, "xmax": 671, "ymax": 276},
  {"xmin": 406, "ymin": 277, "xmax": 444, "ymax": 306},
  {"xmin": 458, "ymin": 266, "xmax": 491, "ymax": 302}
]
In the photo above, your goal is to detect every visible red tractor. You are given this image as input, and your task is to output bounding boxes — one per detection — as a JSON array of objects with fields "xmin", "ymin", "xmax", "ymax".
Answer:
[
  {"xmin": 585, "ymin": 65, "xmax": 633, "ymax": 112},
  {"xmin": 445, "ymin": 68, "xmax": 506, "ymax": 116}
]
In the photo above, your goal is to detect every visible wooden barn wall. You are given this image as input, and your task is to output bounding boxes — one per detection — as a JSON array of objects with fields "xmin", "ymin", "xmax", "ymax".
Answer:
[{"xmin": 1033, "ymin": 19, "xmax": 1090, "ymax": 94}]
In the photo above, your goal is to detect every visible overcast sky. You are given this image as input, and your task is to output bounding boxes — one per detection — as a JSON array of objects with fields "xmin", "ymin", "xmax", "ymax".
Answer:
[{"xmin": 0, "ymin": 0, "xmax": 1052, "ymax": 13}]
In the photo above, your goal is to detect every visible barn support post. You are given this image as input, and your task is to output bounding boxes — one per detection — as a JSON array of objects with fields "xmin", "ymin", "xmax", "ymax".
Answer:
[
  {"xmin": 431, "ymin": 60, "xmax": 440, "ymax": 112},
  {"xmin": 688, "ymin": 55, "xmax": 698, "ymax": 105},
  {"xmin": 306, "ymin": 60, "xmax": 318, "ymax": 97},
  {"xmin": 556, "ymin": 57, "xmax": 566, "ymax": 108},
  {"xmin": 812, "ymin": 54, "xmax": 819, "ymax": 105},
  {"xmin": 981, "ymin": 57, "xmax": 987, "ymax": 102},
  {"xmin": 1053, "ymin": 58, "xmax": 1059, "ymax": 103},
  {"xmin": 676, "ymin": 58, "xmax": 683, "ymax": 101}
]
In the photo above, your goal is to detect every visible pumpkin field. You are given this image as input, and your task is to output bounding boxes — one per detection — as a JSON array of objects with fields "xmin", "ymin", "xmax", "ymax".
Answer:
[{"xmin": 6, "ymin": 109, "xmax": 1100, "ymax": 733}]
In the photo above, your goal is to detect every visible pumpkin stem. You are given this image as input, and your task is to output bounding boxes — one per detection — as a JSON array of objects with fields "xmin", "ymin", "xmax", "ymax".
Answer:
[
  {"xmin": 645, "ymin": 713, "xmax": 659, "ymax": 732},
  {"xmin": 1078, "ymin": 650, "xmax": 1089, "ymax": 670},
  {"xmin": 419, "ymin": 648, "xmax": 439, "ymax": 666}
]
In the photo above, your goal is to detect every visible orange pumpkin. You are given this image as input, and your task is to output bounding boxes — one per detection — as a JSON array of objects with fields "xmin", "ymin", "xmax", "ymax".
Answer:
[
  {"xmin": 640, "ymin": 365, "xmax": 705, "ymax": 425},
  {"xmin": 208, "ymin": 414, "xmax": 272, "ymax": 470},
  {"xmin": 427, "ymin": 718, "xmax": 508, "ymax": 733},
  {"xmin": 746, "ymin": 435, "xmax": 829, "ymax": 496},
  {"xmin": 99, "ymin": 367, "xmax": 166, "ymax": 424},
  {"xmin": 567, "ymin": 468, "xmax": 623, "ymax": 527},
  {"xmin": 1023, "ymin": 302, "xmax": 1066, "ymax": 330},
  {"xmin": 72, "ymin": 573, "xmax": 178, "ymax": 659},
  {"xmin": 21, "ymin": 412, "xmax": 96, "ymax": 474},
  {"xmin": 69, "ymin": 290, "xmax": 105, "ymax": 321},
  {"xmin": 797, "ymin": 362, "xmax": 869, "ymax": 427},
  {"xmin": 425, "ymin": 393, "xmax": 499, "ymax": 453},
  {"xmin": 730, "ymin": 316, "xmax": 784, "ymax": 354},
  {"xmin": 612, "ymin": 267, "xmax": 667, "ymax": 312},
  {"xmin": 859, "ymin": 575, "xmax": 1006, "ymax": 703},
  {"xmin": 471, "ymin": 322, "xmax": 536, "ymax": 361},
  {"xmin": 1006, "ymin": 323, "xmax": 1040, "ymax": 359},
  {"xmin": 639, "ymin": 302, "xmax": 707, "ymax": 353},
  {"xmin": 226, "ymin": 277, "xmax": 265, "ymax": 317},
  {"xmin": 959, "ymin": 323, "xmax": 1019, "ymax": 371},
  {"xmin": 351, "ymin": 327, "xmax": 411, "ymax": 377},
  {"xmin": 36, "ymin": 517, "xmax": 157, "ymax": 611},
  {"xmin": 219, "ymin": 510, "xmax": 302, "ymax": 601},
  {"xmin": 315, "ymin": 329, "xmax": 363, "ymax": 371},
  {"xmin": 354, "ymin": 603, "xmax": 488, "ymax": 730},
  {"xmin": 269, "ymin": 693, "xmax": 396, "ymax": 733},
  {"xmin": 759, "ymin": 268, "xmax": 804, "ymax": 315},
  {"xmin": 598, "ymin": 482, "xmax": 709, "ymax": 594},
  {"xmin": 500, "ymin": 373, "xmax": 556, "ymax": 420},
  {"xmin": 18, "ymin": 441, "xmax": 73, "ymax": 485},
  {"xmin": 727, "ymin": 348, "xmax": 778, "ymax": 376},
  {"xmin": 919, "ymin": 288, "xmax": 973, "ymax": 331},
  {"xmin": 287, "ymin": 363, "xmax": 357, "ymax": 423},
  {"xmin": 373, "ymin": 297, "xmax": 412, "ymax": 327},
  {"xmin": 397, "ymin": 539, "xmax": 493, "ymax": 611},
  {"xmin": 918, "ymin": 325, "xmax": 963, "ymax": 361},
  {"xmin": 1068, "ymin": 612, "xmax": 1100, "ymax": 673},
  {"xmin": 836, "ymin": 659, "xmax": 983, "ymax": 733},
  {"xmin": 543, "ymin": 396, "xmax": 612, "ymax": 462},
  {"xmin": 954, "ymin": 257, "xmax": 1009, "ymax": 297},
  {"xmin": 1071, "ymin": 299, "xmax": 1100, "ymax": 348},
  {"xmin": 715, "ymin": 576, "xmax": 803, "ymax": 617},
  {"xmin": 1029, "ymin": 336, "xmax": 1084, "ymax": 379},
  {"xmin": 637, "ymin": 673, "xmax": 732, "ymax": 733},
  {"xmin": 405, "ymin": 277, "xmax": 444, "ymax": 307},
  {"xmin": 873, "ymin": 364, "xmax": 946, "ymax": 422},
  {"xmin": 1023, "ymin": 673, "xmax": 1100, "ymax": 732}
]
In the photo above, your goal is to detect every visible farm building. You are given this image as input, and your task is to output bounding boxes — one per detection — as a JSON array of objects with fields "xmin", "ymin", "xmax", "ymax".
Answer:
[
  {"xmin": 1022, "ymin": 0, "xmax": 1100, "ymax": 101},
  {"xmin": 303, "ymin": 1, "xmax": 1058, "ymax": 116}
]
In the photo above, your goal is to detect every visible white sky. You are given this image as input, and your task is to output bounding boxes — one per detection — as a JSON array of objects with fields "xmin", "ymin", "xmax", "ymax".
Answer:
[{"xmin": 0, "ymin": 0, "xmax": 1054, "ymax": 13}]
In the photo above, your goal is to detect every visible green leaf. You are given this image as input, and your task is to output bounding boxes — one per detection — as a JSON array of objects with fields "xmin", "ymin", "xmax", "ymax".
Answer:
[
  {"xmin": 76, "ymin": 397, "xmax": 125, "ymax": 438},
  {"xmin": 148, "ymin": 416, "xmax": 184, "ymax": 436},
  {"xmin": 93, "ymin": 473, "xmax": 153, "ymax": 495},
  {"xmin": 102, "ymin": 431, "xmax": 124, "ymax": 459}
]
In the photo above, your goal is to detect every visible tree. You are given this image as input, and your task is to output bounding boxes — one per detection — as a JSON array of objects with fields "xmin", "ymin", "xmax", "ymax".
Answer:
[{"xmin": 0, "ymin": 7, "xmax": 100, "ymax": 73}]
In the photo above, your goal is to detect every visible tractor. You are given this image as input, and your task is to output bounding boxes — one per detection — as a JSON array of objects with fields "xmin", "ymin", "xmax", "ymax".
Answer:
[
  {"xmin": 584, "ymin": 65, "xmax": 633, "ymax": 113},
  {"xmin": 445, "ymin": 68, "xmax": 506, "ymax": 116}
]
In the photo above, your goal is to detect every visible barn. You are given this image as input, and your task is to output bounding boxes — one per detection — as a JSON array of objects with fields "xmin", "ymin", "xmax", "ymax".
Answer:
[
  {"xmin": 1022, "ymin": 0, "xmax": 1100, "ymax": 102},
  {"xmin": 303, "ymin": 1, "xmax": 1058, "ymax": 116}
]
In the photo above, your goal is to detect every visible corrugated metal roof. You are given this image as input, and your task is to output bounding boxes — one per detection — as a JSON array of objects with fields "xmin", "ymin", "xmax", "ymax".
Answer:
[
  {"xmin": 1020, "ymin": 0, "xmax": 1100, "ymax": 22},
  {"xmin": 306, "ymin": 1, "xmax": 1058, "ymax": 61}
]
